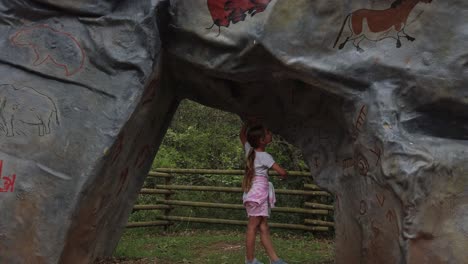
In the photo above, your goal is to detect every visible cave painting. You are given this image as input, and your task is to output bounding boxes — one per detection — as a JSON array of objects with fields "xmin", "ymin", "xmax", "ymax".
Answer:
[
  {"xmin": 334, "ymin": 0, "xmax": 432, "ymax": 52},
  {"xmin": 116, "ymin": 167, "xmax": 129, "ymax": 196},
  {"xmin": 111, "ymin": 133, "xmax": 125, "ymax": 164},
  {"xmin": 134, "ymin": 145, "xmax": 151, "ymax": 169},
  {"xmin": 355, "ymin": 153, "xmax": 370, "ymax": 176},
  {"xmin": 207, "ymin": 0, "xmax": 272, "ymax": 35},
  {"xmin": 10, "ymin": 24, "xmax": 86, "ymax": 76},
  {"xmin": 142, "ymin": 78, "xmax": 159, "ymax": 105},
  {"xmin": 352, "ymin": 105, "xmax": 368, "ymax": 140},
  {"xmin": 0, "ymin": 160, "xmax": 16, "ymax": 193},
  {"xmin": 0, "ymin": 84, "xmax": 60, "ymax": 137}
]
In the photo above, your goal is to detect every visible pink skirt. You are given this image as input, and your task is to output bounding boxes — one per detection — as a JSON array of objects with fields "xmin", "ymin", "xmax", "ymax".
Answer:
[{"xmin": 243, "ymin": 176, "xmax": 276, "ymax": 217}]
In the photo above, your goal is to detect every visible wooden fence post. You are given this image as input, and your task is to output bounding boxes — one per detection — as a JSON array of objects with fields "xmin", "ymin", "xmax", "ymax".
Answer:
[{"xmin": 163, "ymin": 172, "xmax": 173, "ymax": 231}]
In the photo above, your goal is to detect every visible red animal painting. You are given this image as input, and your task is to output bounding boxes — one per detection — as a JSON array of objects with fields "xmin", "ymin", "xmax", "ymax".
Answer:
[
  {"xmin": 207, "ymin": 0, "xmax": 272, "ymax": 35},
  {"xmin": 10, "ymin": 24, "xmax": 86, "ymax": 76},
  {"xmin": 334, "ymin": 0, "xmax": 432, "ymax": 52}
]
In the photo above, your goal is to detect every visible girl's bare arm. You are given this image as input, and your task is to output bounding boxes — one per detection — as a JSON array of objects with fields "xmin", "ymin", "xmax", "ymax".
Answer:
[{"xmin": 271, "ymin": 163, "xmax": 287, "ymax": 179}]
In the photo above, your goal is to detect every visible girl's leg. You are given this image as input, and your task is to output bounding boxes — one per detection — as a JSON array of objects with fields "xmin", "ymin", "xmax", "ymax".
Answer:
[
  {"xmin": 259, "ymin": 217, "xmax": 280, "ymax": 261},
  {"xmin": 246, "ymin": 216, "xmax": 262, "ymax": 261}
]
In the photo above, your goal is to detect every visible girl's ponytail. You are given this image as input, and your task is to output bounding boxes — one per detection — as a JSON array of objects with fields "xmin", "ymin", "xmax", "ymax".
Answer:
[
  {"xmin": 242, "ymin": 124, "xmax": 266, "ymax": 192},
  {"xmin": 243, "ymin": 148, "xmax": 256, "ymax": 192}
]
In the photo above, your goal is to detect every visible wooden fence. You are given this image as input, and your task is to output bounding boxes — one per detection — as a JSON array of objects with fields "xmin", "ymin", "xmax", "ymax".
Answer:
[{"xmin": 127, "ymin": 168, "xmax": 334, "ymax": 232}]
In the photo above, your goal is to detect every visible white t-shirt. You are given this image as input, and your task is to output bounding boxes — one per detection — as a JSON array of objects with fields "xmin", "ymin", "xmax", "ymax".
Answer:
[{"xmin": 244, "ymin": 142, "xmax": 275, "ymax": 178}]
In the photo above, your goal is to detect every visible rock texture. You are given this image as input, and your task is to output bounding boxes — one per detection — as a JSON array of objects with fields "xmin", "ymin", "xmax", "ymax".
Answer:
[
  {"xmin": 0, "ymin": 1, "xmax": 177, "ymax": 263},
  {"xmin": 0, "ymin": 0, "xmax": 467, "ymax": 263}
]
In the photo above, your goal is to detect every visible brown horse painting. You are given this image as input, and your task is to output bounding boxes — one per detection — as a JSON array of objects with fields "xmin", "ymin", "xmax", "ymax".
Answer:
[{"xmin": 333, "ymin": 0, "xmax": 432, "ymax": 52}]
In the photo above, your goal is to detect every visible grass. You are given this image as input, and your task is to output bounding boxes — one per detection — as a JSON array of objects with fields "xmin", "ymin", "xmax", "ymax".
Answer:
[{"xmin": 111, "ymin": 228, "xmax": 334, "ymax": 264}]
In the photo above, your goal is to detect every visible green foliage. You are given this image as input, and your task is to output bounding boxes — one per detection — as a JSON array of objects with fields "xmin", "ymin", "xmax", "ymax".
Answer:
[
  {"xmin": 152, "ymin": 99, "xmax": 308, "ymax": 171},
  {"xmin": 115, "ymin": 229, "xmax": 334, "ymax": 263},
  {"xmin": 128, "ymin": 99, "xmax": 333, "ymax": 233},
  {"xmin": 152, "ymin": 100, "xmax": 244, "ymax": 170}
]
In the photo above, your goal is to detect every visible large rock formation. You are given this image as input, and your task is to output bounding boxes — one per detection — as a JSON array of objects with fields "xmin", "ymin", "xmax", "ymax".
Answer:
[
  {"xmin": 0, "ymin": 0, "xmax": 467, "ymax": 263},
  {"xmin": 0, "ymin": 1, "xmax": 175, "ymax": 263}
]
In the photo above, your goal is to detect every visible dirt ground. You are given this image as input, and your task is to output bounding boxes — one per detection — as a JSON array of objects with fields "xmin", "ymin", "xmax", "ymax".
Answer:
[
  {"xmin": 95, "ymin": 258, "xmax": 159, "ymax": 264},
  {"xmin": 95, "ymin": 258, "xmax": 334, "ymax": 264}
]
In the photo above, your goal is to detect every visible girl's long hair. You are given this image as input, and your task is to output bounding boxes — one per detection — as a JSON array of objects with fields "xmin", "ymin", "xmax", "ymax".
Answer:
[{"xmin": 242, "ymin": 125, "xmax": 266, "ymax": 192}]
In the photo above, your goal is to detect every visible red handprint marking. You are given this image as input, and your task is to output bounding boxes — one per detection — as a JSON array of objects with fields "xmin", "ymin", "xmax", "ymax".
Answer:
[{"xmin": 0, "ymin": 160, "xmax": 17, "ymax": 193}]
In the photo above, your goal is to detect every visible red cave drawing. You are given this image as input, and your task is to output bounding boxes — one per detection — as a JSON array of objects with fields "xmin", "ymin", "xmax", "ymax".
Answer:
[
  {"xmin": 116, "ymin": 167, "xmax": 129, "ymax": 195},
  {"xmin": 356, "ymin": 153, "xmax": 370, "ymax": 176},
  {"xmin": 10, "ymin": 24, "xmax": 86, "ymax": 76},
  {"xmin": 352, "ymin": 105, "xmax": 368, "ymax": 140},
  {"xmin": 376, "ymin": 193, "xmax": 386, "ymax": 207},
  {"xmin": 207, "ymin": 0, "xmax": 272, "ymax": 35},
  {"xmin": 342, "ymin": 157, "xmax": 354, "ymax": 169},
  {"xmin": 111, "ymin": 133, "xmax": 125, "ymax": 164},
  {"xmin": 368, "ymin": 144, "xmax": 382, "ymax": 165},
  {"xmin": 0, "ymin": 160, "xmax": 16, "ymax": 193},
  {"xmin": 142, "ymin": 78, "xmax": 158, "ymax": 105},
  {"xmin": 385, "ymin": 209, "xmax": 400, "ymax": 235},
  {"xmin": 355, "ymin": 105, "xmax": 367, "ymax": 132},
  {"xmin": 334, "ymin": 0, "xmax": 432, "ymax": 51},
  {"xmin": 134, "ymin": 145, "xmax": 152, "ymax": 169}
]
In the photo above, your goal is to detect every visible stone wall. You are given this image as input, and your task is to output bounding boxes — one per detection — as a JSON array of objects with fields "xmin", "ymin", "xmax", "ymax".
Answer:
[{"xmin": 0, "ymin": 0, "xmax": 467, "ymax": 263}]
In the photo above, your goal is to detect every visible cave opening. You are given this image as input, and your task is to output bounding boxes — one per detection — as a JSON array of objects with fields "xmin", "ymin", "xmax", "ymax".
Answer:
[{"xmin": 114, "ymin": 98, "xmax": 338, "ymax": 263}]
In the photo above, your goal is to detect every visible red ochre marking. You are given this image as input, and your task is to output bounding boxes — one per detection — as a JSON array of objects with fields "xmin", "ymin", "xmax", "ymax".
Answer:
[
  {"xmin": 0, "ymin": 160, "xmax": 16, "ymax": 193},
  {"xmin": 376, "ymin": 194, "xmax": 385, "ymax": 207},
  {"xmin": 368, "ymin": 145, "xmax": 382, "ymax": 166},
  {"xmin": 134, "ymin": 145, "xmax": 151, "ymax": 169},
  {"xmin": 355, "ymin": 105, "xmax": 368, "ymax": 133},
  {"xmin": 142, "ymin": 78, "xmax": 158, "ymax": 105},
  {"xmin": 207, "ymin": 0, "xmax": 272, "ymax": 28},
  {"xmin": 116, "ymin": 167, "xmax": 129, "ymax": 195},
  {"xmin": 111, "ymin": 133, "xmax": 125, "ymax": 164},
  {"xmin": 10, "ymin": 24, "xmax": 86, "ymax": 77}
]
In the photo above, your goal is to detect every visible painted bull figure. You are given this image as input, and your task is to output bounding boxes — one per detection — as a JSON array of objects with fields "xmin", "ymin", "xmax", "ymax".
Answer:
[{"xmin": 207, "ymin": 0, "xmax": 272, "ymax": 34}]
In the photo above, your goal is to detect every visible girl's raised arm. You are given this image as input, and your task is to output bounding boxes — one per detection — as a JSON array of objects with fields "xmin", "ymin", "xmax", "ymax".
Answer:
[{"xmin": 271, "ymin": 163, "xmax": 288, "ymax": 180}]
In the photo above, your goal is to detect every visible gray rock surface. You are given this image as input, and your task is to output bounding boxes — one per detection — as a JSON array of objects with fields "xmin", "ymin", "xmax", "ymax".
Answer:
[
  {"xmin": 0, "ymin": 1, "xmax": 177, "ymax": 263},
  {"xmin": 0, "ymin": 0, "xmax": 467, "ymax": 263}
]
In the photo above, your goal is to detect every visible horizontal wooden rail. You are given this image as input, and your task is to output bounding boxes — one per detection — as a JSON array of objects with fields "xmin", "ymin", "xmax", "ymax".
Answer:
[
  {"xmin": 304, "ymin": 219, "xmax": 334, "ymax": 227},
  {"xmin": 154, "ymin": 168, "xmax": 311, "ymax": 177},
  {"xmin": 151, "ymin": 215, "xmax": 329, "ymax": 231},
  {"xmin": 138, "ymin": 200, "xmax": 330, "ymax": 215},
  {"xmin": 159, "ymin": 200, "xmax": 241, "ymax": 210},
  {"xmin": 147, "ymin": 172, "xmax": 173, "ymax": 178},
  {"xmin": 132, "ymin": 168, "xmax": 335, "ymax": 233},
  {"xmin": 126, "ymin": 220, "xmax": 172, "ymax": 228},
  {"xmin": 133, "ymin": 205, "xmax": 172, "ymax": 211},
  {"xmin": 303, "ymin": 184, "xmax": 321, "ymax": 190},
  {"xmin": 140, "ymin": 189, "xmax": 175, "ymax": 195},
  {"xmin": 304, "ymin": 202, "xmax": 334, "ymax": 210},
  {"xmin": 151, "ymin": 185, "xmax": 330, "ymax": 196}
]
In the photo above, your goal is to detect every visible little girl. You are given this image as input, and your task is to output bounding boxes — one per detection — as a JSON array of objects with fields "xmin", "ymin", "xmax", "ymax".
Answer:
[{"xmin": 240, "ymin": 123, "xmax": 288, "ymax": 264}]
